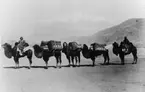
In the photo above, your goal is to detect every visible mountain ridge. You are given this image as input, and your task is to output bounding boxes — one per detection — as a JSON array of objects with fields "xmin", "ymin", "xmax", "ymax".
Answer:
[{"xmin": 75, "ymin": 18, "xmax": 145, "ymax": 47}]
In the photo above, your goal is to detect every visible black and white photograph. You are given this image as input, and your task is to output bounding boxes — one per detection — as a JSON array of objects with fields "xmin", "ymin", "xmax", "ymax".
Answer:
[{"xmin": 0, "ymin": 0, "xmax": 145, "ymax": 92}]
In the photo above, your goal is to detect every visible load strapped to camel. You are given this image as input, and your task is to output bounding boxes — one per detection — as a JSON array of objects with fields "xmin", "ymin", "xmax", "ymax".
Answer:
[
  {"xmin": 47, "ymin": 40, "xmax": 62, "ymax": 51},
  {"xmin": 120, "ymin": 41, "xmax": 133, "ymax": 54},
  {"xmin": 69, "ymin": 42, "xmax": 82, "ymax": 51},
  {"xmin": 40, "ymin": 41, "xmax": 49, "ymax": 50},
  {"xmin": 90, "ymin": 43, "xmax": 106, "ymax": 51},
  {"xmin": 40, "ymin": 40, "xmax": 62, "ymax": 51}
]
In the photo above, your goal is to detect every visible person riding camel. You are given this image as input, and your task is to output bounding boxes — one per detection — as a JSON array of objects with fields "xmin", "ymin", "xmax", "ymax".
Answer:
[
  {"xmin": 123, "ymin": 36, "xmax": 130, "ymax": 44},
  {"xmin": 121, "ymin": 36, "xmax": 132, "ymax": 53},
  {"xmin": 17, "ymin": 37, "xmax": 26, "ymax": 55}
]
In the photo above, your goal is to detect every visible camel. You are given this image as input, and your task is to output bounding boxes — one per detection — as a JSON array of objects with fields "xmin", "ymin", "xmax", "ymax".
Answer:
[
  {"xmin": 62, "ymin": 42, "xmax": 82, "ymax": 67},
  {"xmin": 112, "ymin": 41, "xmax": 138, "ymax": 65},
  {"xmin": 2, "ymin": 42, "xmax": 33, "ymax": 69},
  {"xmin": 82, "ymin": 43, "xmax": 110, "ymax": 66},
  {"xmin": 33, "ymin": 40, "xmax": 62, "ymax": 68}
]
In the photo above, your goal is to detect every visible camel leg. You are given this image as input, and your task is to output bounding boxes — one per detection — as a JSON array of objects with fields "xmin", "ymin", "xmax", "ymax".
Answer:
[
  {"xmin": 15, "ymin": 63, "xmax": 17, "ymax": 69},
  {"xmin": 75, "ymin": 56, "xmax": 77, "ymax": 66},
  {"xmin": 91, "ymin": 57, "xmax": 95, "ymax": 66},
  {"xmin": 18, "ymin": 62, "xmax": 19, "ymax": 68},
  {"xmin": 29, "ymin": 59, "xmax": 32, "ymax": 69},
  {"xmin": 16, "ymin": 61, "xmax": 19, "ymax": 68},
  {"xmin": 106, "ymin": 51, "xmax": 110, "ymax": 64},
  {"xmin": 14, "ymin": 58, "xmax": 16, "ymax": 69},
  {"xmin": 58, "ymin": 52, "xmax": 62, "ymax": 68},
  {"xmin": 45, "ymin": 59, "xmax": 48, "ymax": 69},
  {"xmin": 119, "ymin": 54, "xmax": 125, "ymax": 65},
  {"xmin": 131, "ymin": 47, "xmax": 138, "ymax": 64},
  {"xmin": 46, "ymin": 62, "xmax": 48, "ymax": 68},
  {"xmin": 103, "ymin": 53, "xmax": 107, "ymax": 65},
  {"xmin": 104, "ymin": 57, "xmax": 107, "ymax": 65},
  {"xmin": 67, "ymin": 56, "xmax": 71, "ymax": 66},
  {"xmin": 27, "ymin": 53, "xmax": 33, "ymax": 69},
  {"xmin": 132, "ymin": 52, "xmax": 135, "ymax": 64},
  {"xmin": 107, "ymin": 56, "xmax": 110, "ymax": 64},
  {"xmin": 14, "ymin": 57, "xmax": 19, "ymax": 69},
  {"xmin": 71, "ymin": 56, "xmax": 74, "ymax": 67},
  {"xmin": 59, "ymin": 56, "xmax": 62, "ymax": 68},
  {"xmin": 27, "ymin": 55, "xmax": 32, "ymax": 69},
  {"xmin": 43, "ymin": 57, "xmax": 49, "ymax": 69},
  {"xmin": 55, "ymin": 57, "xmax": 59, "ymax": 68},
  {"xmin": 132, "ymin": 52, "xmax": 138, "ymax": 64},
  {"xmin": 135, "ymin": 56, "xmax": 138, "ymax": 64},
  {"xmin": 78, "ymin": 54, "xmax": 81, "ymax": 66}
]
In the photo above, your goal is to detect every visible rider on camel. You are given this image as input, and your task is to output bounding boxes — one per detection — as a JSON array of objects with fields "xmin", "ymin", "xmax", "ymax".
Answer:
[
  {"xmin": 121, "ymin": 36, "xmax": 133, "ymax": 53},
  {"xmin": 17, "ymin": 37, "xmax": 26, "ymax": 55},
  {"xmin": 123, "ymin": 36, "xmax": 130, "ymax": 45}
]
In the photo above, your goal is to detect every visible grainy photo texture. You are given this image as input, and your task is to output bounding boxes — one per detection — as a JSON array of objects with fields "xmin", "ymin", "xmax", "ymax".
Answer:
[{"xmin": 0, "ymin": 0, "xmax": 145, "ymax": 92}]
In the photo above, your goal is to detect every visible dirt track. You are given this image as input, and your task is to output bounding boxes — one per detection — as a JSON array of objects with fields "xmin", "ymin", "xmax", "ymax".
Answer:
[{"xmin": 0, "ymin": 50, "xmax": 145, "ymax": 92}]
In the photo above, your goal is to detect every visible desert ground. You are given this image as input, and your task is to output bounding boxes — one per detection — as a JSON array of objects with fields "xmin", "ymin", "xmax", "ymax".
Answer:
[{"xmin": 0, "ymin": 47, "xmax": 145, "ymax": 92}]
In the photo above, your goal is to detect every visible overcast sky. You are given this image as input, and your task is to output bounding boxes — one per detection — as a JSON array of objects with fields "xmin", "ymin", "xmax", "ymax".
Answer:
[{"xmin": 0, "ymin": 0, "xmax": 145, "ymax": 43}]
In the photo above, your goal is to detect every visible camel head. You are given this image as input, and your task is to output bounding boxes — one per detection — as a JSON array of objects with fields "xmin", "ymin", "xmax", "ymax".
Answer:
[
  {"xmin": 2, "ymin": 43, "xmax": 13, "ymax": 58},
  {"xmin": 62, "ymin": 42, "xmax": 68, "ymax": 52},
  {"xmin": 63, "ymin": 42, "xmax": 68, "ymax": 48},
  {"xmin": 81, "ymin": 44, "xmax": 91, "ymax": 59},
  {"xmin": 77, "ymin": 44, "xmax": 83, "ymax": 51},
  {"xmin": 2, "ymin": 43, "xmax": 12, "ymax": 50},
  {"xmin": 33, "ymin": 44, "xmax": 43, "ymax": 58},
  {"xmin": 112, "ymin": 42, "xmax": 119, "ymax": 56},
  {"xmin": 82, "ymin": 44, "xmax": 89, "ymax": 50},
  {"xmin": 112, "ymin": 42, "xmax": 119, "ymax": 48}
]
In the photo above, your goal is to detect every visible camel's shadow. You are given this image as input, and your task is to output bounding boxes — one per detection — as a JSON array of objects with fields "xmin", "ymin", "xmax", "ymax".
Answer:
[
  {"xmin": 99, "ymin": 62, "xmax": 134, "ymax": 65},
  {"xmin": 3, "ymin": 62, "xmax": 135, "ymax": 69},
  {"xmin": 3, "ymin": 64, "xmax": 100, "ymax": 69},
  {"xmin": 3, "ymin": 65, "xmax": 57, "ymax": 69},
  {"xmin": 3, "ymin": 66, "xmax": 31, "ymax": 69}
]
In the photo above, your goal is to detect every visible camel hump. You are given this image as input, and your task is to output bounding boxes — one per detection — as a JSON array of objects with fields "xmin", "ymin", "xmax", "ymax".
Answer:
[
  {"xmin": 91, "ymin": 43, "xmax": 107, "ymax": 51},
  {"xmin": 68, "ymin": 42, "xmax": 81, "ymax": 50}
]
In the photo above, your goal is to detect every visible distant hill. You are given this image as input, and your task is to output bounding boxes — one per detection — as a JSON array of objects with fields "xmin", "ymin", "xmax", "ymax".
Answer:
[{"xmin": 75, "ymin": 18, "xmax": 145, "ymax": 47}]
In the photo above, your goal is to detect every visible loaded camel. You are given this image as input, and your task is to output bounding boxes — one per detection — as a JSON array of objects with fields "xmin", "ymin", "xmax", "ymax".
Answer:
[
  {"xmin": 33, "ymin": 40, "xmax": 62, "ymax": 68},
  {"xmin": 81, "ymin": 43, "xmax": 110, "ymax": 66}
]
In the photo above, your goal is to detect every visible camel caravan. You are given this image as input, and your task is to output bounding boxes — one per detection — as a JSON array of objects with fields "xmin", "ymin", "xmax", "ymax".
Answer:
[{"xmin": 1, "ymin": 36, "xmax": 138, "ymax": 68}]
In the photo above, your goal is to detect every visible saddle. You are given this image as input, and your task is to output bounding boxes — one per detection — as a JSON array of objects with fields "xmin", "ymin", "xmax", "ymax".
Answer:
[
  {"xmin": 90, "ymin": 43, "xmax": 106, "ymax": 51},
  {"xmin": 68, "ymin": 42, "xmax": 82, "ymax": 51},
  {"xmin": 41, "ymin": 40, "xmax": 62, "ymax": 51},
  {"xmin": 120, "ymin": 41, "xmax": 132, "ymax": 54},
  {"xmin": 40, "ymin": 41, "xmax": 49, "ymax": 50}
]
